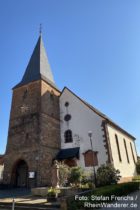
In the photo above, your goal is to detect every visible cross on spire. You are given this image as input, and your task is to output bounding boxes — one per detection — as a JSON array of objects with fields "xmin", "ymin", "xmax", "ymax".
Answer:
[{"xmin": 39, "ymin": 24, "xmax": 42, "ymax": 35}]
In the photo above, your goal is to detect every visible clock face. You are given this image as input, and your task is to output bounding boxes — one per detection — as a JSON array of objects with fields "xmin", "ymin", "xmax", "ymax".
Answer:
[{"xmin": 20, "ymin": 104, "xmax": 29, "ymax": 113}]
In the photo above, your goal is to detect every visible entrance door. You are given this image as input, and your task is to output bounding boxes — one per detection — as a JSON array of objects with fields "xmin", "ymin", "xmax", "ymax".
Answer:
[{"xmin": 15, "ymin": 160, "xmax": 28, "ymax": 187}]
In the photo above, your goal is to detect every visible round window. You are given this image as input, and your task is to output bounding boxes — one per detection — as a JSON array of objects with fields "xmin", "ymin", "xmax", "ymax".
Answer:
[
  {"xmin": 65, "ymin": 102, "xmax": 69, "ymax": 107},
  {"xmin": 64, "ymin": 114, "xmax": 71, "ymax": 121}
]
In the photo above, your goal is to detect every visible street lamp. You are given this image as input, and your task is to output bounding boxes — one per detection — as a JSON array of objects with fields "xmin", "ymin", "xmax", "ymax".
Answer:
[{"xmin": 88, "ymin": 131, "xmax": 97, "ymax": 187}]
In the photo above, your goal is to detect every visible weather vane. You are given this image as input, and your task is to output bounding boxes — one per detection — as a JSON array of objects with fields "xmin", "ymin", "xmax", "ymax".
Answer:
[{"xmin": 39, "ymin": 24, "xmax": 42, "ymax": 35}]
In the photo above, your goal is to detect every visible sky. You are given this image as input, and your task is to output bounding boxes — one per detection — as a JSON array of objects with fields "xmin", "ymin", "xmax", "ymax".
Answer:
[{"xmin": 0, "ymin": 0, "xmax": 140, "ymax": 155}]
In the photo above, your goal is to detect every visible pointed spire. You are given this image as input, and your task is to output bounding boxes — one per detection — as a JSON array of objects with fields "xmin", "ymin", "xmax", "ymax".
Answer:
[{"xmin": 14, "ymin": 35, "xmax": 56, "ymax": 89}]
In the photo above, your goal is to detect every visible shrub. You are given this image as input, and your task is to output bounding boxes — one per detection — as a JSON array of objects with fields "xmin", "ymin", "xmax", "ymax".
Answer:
[
  {"xmin": 57, "ymin": 163, "xmax": 91, "ymax": 187},
  {"xmin": 132, "ymin": 175, "xmax": 140, "ymax": 182},
  {"xmin": 136, "ymin": 160, "xmax": 140, "ymax": 174},
  {"xmin": 68, "ymin": 166, "xmax": 84, "ymax": 187},
  {"xmin": 96, "ymin": 164, "xmax": 121, "ymax": 186},
  {"xmin": 47, "ymin": 187, "xmax": 61, "ymax": 197},
  {"xmin": 90, "ymin": 182, "xmax": 139, "ymax": 198}
]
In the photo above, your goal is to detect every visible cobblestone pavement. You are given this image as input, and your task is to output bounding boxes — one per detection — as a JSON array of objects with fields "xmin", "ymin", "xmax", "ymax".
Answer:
[{"xmin": 0, "ymin": 188, "xmax": 31, "ymax": 199}]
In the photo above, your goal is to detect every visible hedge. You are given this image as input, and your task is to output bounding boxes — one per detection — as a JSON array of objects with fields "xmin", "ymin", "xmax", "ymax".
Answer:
[
  {"xmin": 67, "ymin": 182, "xmax": 139, "ymax": 210},
  {"xmin": 132, "ymin": 176, "xmax": 140, "ymax": 182}
]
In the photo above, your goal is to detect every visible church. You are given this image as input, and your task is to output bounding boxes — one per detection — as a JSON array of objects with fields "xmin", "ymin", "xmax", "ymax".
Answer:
[{"xmin": 3, "ymin": 35, "xmax": 137, "ymax": 188}]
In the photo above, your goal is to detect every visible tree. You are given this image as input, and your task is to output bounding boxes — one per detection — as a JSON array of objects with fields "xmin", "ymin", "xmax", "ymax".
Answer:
[{"xmin": 96, "ymin": 164, "xmax": 121, "ymax": 186}]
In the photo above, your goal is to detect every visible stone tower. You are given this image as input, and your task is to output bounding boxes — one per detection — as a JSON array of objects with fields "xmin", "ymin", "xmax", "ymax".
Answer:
[{"xmin": 3, "ymin": 35, "xmax": 61, "ymax": 187}]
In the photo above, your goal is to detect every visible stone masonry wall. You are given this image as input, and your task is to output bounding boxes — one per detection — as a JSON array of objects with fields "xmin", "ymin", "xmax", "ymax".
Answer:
[
  {"xmin": 37, "ymin": 81, "xmax": 60, "ymax": 186},
  {"xmin": 3, "ymin": 80, "xmax": 61, "ymax": 187},
  {"xmin": 3, "ymin": 81, "xmax": 41, "ymax": 186}
]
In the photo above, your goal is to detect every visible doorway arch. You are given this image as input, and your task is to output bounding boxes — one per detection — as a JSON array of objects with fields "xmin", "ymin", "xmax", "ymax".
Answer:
[{"xmin": 11, "ymin": 159, "xmax": 28, "ymax": 187}]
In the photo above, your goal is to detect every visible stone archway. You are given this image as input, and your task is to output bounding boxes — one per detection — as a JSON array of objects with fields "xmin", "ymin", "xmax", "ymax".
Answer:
[{"xmin": 11, "ymin": 159, "xmax": 28, "ymax": 187}]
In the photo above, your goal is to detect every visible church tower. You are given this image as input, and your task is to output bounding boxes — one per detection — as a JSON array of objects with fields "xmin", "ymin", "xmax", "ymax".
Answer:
[{"xmin": 3, "ymin": 35, "xmax": 61, "ymax": 187}]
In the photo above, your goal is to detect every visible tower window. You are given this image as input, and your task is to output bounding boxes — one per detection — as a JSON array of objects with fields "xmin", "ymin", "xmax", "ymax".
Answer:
[
  {"xmin": 23, "ymin": 89, "xmax": 28, "ymax": 100},
  {"xmin": 115, "ymin": 134, "xmax": 122, "ymax": 162},
  {"xmin": 64, "ymin": 114, "xmax": 71, "ymax": 121},
  {"xmin": 123, "ymin": 139, "xmax": 129, "ymax": 163},
  {"xmin": 64, "ymin": 130, "xmax": 73, "ymax": 143},
  {"xmin": 130, "ymin": 142, "xmax": 135, "ymax": 163},
  {"xmin": 50, "ymin": 90, "xmax": 54, "ymax": 100},
  {"xmin": 65, "ymin": 102, "xmax": 69, "ymax": 107}
]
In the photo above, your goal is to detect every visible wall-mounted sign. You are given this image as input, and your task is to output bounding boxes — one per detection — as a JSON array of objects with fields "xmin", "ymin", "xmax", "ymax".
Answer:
[{"xmin": 29, "ymin": 171, "xmax": 35, "ymax": 178}]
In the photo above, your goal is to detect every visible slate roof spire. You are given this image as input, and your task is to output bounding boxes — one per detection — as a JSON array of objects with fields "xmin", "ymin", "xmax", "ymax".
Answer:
[{"xmin": 14, "ymin": 35, "xmax": 56, "ymax": 88}]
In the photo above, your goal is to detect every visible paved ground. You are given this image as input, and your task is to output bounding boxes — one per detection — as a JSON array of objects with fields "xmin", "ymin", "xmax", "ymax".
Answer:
[
  {"xmin": 0, "ymin": 188, "xmax": 31, "ymax": 199},
  {"xmin": 99, "ymin": 190, "xmax": 140, "ymax": 210},
  {"xmin": 0, "ymin": 196, "xmax": 47, "ymax": 205},
  {"xmin": 0, "ymin": 188, "xmax": 139, "ymax": 209},
  {"xmin": 0, "ymin": 188, "xmax": 60, "ymax": 209},
  {"xmin": 0, "ymin": 188, "xmax": 49, "ymax": 204}
]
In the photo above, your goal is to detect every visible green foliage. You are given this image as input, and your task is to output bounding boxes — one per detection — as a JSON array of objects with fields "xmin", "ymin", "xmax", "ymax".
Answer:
[
  {"xmin": 57, "ymin": 163, "xmax": 86, "ymax": 187},
  {"xmin": 90, "ymin": 182, "xmax": 139, "ymax": 198},
  {"xmin": 58, "ymin": 163, "xmax": 93, "ymax": 187},
  {"xmin": 67, "ymin": 182, "xmax": 139, "ymax": 210},
  {"xmin": 136, "ymin": 160, "xmax": 140, "ymax": 174},
  {"xmin": 80, "ymin": 183, "xmax": 89, "ymax": 189},
  {"xmin": 68, "ymin": 166, "xmax": 84, "ymax": 186},
  {"xmin": 132, "ymin": 175, "xmax": 140, "ymax": 182},
  {"xmin": 67, "ymin": 197, "xmax": 80, "ymax": 210},
  {"xmin": 96, "ymin": 164, "xmax": 121, "ymax": 186},
  {"xmin": 47, "ymin": 187, "xmax": 60, "ymax": 197},
  {"xmin": 81, "ymin": 170, "xmax": 92, "ymax": 184}
]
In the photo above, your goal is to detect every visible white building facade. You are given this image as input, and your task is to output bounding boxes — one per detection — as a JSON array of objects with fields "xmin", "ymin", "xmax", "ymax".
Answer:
[{"xmin": 59, "ymin": 87, "xmax": 137, "ymax": 182}]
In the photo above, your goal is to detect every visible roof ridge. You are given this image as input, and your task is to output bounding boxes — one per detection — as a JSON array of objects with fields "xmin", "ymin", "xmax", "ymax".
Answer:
[{"xmin": 61, "ymin": 87, "xmax": 135, "ymax": 140}]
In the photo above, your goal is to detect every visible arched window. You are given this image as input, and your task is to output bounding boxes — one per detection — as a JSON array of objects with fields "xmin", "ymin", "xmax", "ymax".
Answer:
[
  {"xmin": 130, "ymin": 142, "xmax": 135, "ymax": 163},
  {"xmin": 115, "ymin": 134, "xmax": 122, "ymax": 162},
  {"xmin": 64, "ymin": 130, "xmax": 73, "ymax": 143},
  {"xmin": 123, "ymin": 139, "xmax": 129, "ymax": 163}
]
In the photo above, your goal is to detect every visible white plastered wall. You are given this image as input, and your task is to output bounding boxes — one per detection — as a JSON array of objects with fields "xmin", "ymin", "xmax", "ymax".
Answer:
[
  {"xmin": 60, "ymin": 88, "xmax": 108, "ymax": 173},
  {"xmin": 107, "ymin": 124, "xmax": 137, "ymax": 178}
]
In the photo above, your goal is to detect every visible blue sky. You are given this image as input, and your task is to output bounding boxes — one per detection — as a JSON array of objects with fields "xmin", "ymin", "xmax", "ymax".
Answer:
[{"xmin": 0, "ymin": 0, "xmax": 140, "ymax": 155}]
